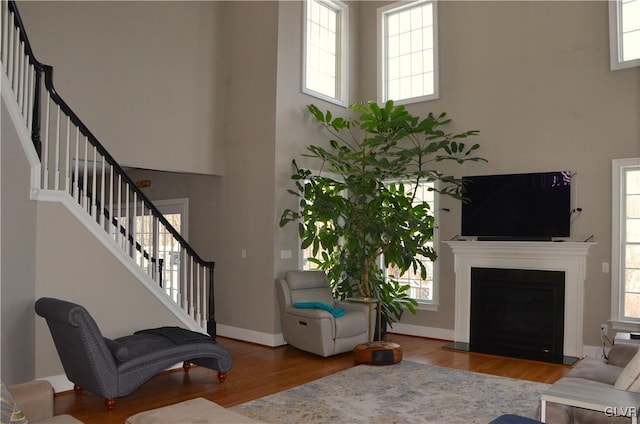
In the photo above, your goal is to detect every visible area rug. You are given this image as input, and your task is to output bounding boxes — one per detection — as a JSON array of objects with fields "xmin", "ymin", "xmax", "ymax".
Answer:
[{"xmin": 230, "ymin": 360, "xmax": 548, "ymax": 423}]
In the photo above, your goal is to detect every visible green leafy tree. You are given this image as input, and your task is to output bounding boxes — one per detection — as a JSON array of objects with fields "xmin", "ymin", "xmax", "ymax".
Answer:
[{"xmin": 280, "ymin": 101, "xmax": 485, "ymax": 325}]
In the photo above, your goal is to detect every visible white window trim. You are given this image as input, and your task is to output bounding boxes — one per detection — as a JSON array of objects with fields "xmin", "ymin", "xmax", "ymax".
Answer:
[
  {"xmin": 377, "ymin": 0, "xmax": 440, "ymax": 105},
  {"xmin": 609, "ymin": 0, "xmax": 640, "ymax": 70},
  {"xmin": 612, "ymin": 158, "xmax": 640, "ymax": 330},
  {"xmin": 302, "ymin": 0, "xmax": 349, "ymax": 107}
]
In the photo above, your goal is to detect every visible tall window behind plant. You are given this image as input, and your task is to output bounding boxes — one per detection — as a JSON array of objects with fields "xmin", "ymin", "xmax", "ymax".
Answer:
[
  {"xmin": 281, "ymin": 101, "xmax": 484, "ymax": 325},
  {"xmin": 384, "ymin": 180, "xmax": 436, "ymax": 304}
]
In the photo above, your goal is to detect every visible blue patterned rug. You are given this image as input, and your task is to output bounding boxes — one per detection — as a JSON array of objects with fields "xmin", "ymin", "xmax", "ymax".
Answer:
[{"xmin": 231, "ymin": 360, "xmax": 548, "ymax": 423}]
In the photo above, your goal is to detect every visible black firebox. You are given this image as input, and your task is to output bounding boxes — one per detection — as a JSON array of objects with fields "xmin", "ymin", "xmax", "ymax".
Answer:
[{"xmin": 469, "ymin": 267, "xmax": 566, "ymax": 364}]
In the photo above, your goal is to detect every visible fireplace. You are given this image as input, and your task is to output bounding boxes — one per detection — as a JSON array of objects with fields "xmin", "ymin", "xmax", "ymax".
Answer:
[
  {"xmin": 444, "ymin": 240, "xmax": 594, "ymax": 362},
  {"xmin": 469, "ymin": 267, "xmax": 565, "ymax": 363}
]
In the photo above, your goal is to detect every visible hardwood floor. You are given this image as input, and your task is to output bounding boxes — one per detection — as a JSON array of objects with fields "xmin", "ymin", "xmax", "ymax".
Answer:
[{"xmin": 54, "ymin": 334, "xmax": 574, "ymax": 423}]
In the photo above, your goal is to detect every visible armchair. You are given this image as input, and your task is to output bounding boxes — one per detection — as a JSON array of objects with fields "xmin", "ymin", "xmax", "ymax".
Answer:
[
  {"xmin": 35, "ymin": 297, "xmax": 233, "ymax": 411},
  {"xmin": 275, "ymin": 270, "xmax": 371, "ymax": 357}
]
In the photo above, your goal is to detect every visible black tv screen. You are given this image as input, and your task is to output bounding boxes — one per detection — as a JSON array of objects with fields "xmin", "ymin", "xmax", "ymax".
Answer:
[{"xmin": 461, "ymin": 171, "xmax": 572, "ymax": 241}]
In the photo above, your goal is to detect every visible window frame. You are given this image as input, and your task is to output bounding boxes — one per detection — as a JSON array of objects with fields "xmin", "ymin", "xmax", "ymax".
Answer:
[
  {"xmin": 302, "ymin": 0, "xmax": 349, "ymax": 106},
  {"xmin": 377, "ymin": 0, "xmax": 439, "ymax": 105},
  {"xmin": 612, "ymin": 158, "xmax": 640, "ymax": 330},
  {"xmin": 609, "ymin": 0, "xmax": 640, "ymax": 70}
]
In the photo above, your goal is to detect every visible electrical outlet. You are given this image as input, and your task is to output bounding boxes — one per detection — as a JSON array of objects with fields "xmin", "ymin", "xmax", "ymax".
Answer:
[{"xmin": 600, "ymin": 324, "xmax": 609, "ymax": 336}]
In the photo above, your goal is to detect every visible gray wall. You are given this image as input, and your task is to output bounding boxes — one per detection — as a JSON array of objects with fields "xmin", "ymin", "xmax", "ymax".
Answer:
[
  {"xmin": 1, "ymin": 101, "xmax": 37, "ymax": 384},
  {"xmin": 17, "ymin": 1, "xmax": 226, "ymax": 175},
  {"xmin": 213, "ymin": 1, "xmax": 280, "ymax": 336}
]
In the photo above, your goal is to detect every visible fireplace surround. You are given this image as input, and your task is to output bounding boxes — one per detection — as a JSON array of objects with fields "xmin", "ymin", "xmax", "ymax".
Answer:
[{"xmin": 445, "ymin": 241, "xmax": 594, "ymax": 361}]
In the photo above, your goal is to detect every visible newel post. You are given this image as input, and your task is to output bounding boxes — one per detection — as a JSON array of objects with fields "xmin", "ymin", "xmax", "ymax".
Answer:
[{"xmin": 207, "ymin": 263, "xmax": 216, "ymax": 338}]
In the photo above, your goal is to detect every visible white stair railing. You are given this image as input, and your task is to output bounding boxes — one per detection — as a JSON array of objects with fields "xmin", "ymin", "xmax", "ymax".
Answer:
[{"xmin": 1, "ymin": 0, "xmax": 216, "ymax": 335}]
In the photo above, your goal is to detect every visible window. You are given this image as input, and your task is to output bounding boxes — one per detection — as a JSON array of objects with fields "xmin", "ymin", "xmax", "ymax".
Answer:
[
  {"xmin": 612, "ymin": 159, "xmax": 640, "ymax": 327},
  {"xmin": 378, "ymin": 0, "xmax": 438, "ymax": 104},
  {"xmin": 610, "ymin": 0, "xmax": 640, "ymax": 70},
  {"xmin": 112, "ymin": 198, "xmax": 188, "ymax": 303},
  {"xmin": 302, "ymin": 179, "xmax": 438, "ymax": 309},
  {"xmin": 384, "ymin": 180, "xmax": 438, "ymax": 307},
  {"xmin": 139, "ymin": 199, "xmax": 188, "ymax": 303},
  {"xmin": 303, "ymin": 0, "xmax": 348, "ymax": 105}
]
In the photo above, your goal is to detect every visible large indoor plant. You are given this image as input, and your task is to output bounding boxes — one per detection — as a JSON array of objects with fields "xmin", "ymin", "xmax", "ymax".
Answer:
[{"xmin": 280, "ymin": 101, "xmax": 484, "ymax": 328}]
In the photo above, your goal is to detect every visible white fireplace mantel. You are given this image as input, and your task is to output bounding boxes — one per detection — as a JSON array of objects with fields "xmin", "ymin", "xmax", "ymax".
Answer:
[{"xmin": 444, "ymin": 240, "xmax": 595, "ymax": 358}]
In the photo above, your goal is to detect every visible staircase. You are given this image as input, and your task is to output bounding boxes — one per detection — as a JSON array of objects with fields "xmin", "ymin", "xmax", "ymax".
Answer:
[{"xmin": 1, "ymin": 0, "xmax": 216, "ymax": 336}]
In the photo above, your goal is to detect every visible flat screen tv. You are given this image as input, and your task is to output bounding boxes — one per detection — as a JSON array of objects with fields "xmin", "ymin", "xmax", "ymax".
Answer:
[{"xmin": 461, "ymin": 171, "xmax": 572, "ymax": 241}]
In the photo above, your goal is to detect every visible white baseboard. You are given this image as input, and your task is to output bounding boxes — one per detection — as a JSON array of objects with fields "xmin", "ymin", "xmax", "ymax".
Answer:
[
  {"xmin": 216, "ymin": 324, "xmax": 286, "ymax": 347},
  {"xmin": 387, "ymin": 322, "xmax": 454, "ymax": 341},
  {"xmin": 43, "ymin": 374, "xmax": 74, "ymax": 394},
  {"xmin": 44, "ymin": 362, "xmax": 185, "ymax": 394}
]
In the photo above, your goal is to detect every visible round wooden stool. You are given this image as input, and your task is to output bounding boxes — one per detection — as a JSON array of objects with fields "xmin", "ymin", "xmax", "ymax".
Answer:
[{"xmin": 353, "ymin": 341, "xmax": 402, "ymax": 365}]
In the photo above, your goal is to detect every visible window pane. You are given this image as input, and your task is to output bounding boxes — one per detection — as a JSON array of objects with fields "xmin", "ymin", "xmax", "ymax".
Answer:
[
  {"xmin": 627, "ymin": 244, "xmax": 640, "ymax": 268},
  {"xmin": 626, "ymin": 268, "xmax": 640, "ymax": 292},
  {"xmin": 625, "ymin": 292, "xmax": 640, "ymax": 319},
  {"xmin": 623, "ymin": 30, "xmax": 640, "ymax": 61},
  {"xmin": 627, "ymin": 194, "xmax": 640, "ymax": 218},
  {"xmin": 627, "ymin": 218, "xmax": 640, "ymax": 242},
  {"xmin": 629, "ymin": 170, "xmax": 640, "ymax": 193},
  {"xmin": 622, "ymin": 0, "xmax": 640, "ymax": 32},
  {"xmin": 388, "ymin": 13, "xmax": 400, "ymax": 36}
]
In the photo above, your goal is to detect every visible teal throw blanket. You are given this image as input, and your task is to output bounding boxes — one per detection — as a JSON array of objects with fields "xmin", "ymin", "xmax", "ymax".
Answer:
[{"xmin": 293, "ymin": 302, "xmax": 345, "ymax": 317}]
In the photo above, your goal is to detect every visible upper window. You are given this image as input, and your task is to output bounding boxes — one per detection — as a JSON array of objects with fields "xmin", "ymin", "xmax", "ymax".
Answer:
[
  {"xmin": 378, "ymin": 0, "xmax": 439, "ymax": 104},
  {"xmin": 610, "ymin": 0, "xmax": 640, "ymax": 70},
  {"xmin": 612, "ymin": 159, "xmax": 640, "ymax": 327},
  {"xmin": 303, "ymin": 0, "xmax": 348, "ymax": 105}
]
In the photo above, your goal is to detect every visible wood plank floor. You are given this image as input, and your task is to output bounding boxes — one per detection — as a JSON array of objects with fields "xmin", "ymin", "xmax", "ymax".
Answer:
[{"xmin": 54, "ymin": 334, "xmax": 575, "ymax": 423}]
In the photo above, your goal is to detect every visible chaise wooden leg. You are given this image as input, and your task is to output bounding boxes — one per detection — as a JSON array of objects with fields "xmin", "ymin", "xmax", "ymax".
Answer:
[
  {"xmin": 217, "ymin": 371, "xmax": 226, "ymax": 384},
  {"xmin": 73, "ymin": 384, "xmax": 82, "ymax": 395},
  {"xmin": 183, "ymin": 361, "xmax": 191, "ymax": 373},
  {"xmin": 105, "ymin": 398, "xmax": 116, "ymax": 411}
]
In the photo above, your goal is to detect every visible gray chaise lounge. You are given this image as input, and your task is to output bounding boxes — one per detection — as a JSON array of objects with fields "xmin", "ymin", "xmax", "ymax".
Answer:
[{"xmin": 35, "ymin": 297, "xmax": 233, "ymax": 411}]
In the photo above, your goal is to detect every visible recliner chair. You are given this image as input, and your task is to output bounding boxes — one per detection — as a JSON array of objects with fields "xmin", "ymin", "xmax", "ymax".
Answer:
[{"xmin": 275, "ymin": 270, "xmax": 371, "ymax": 357}]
